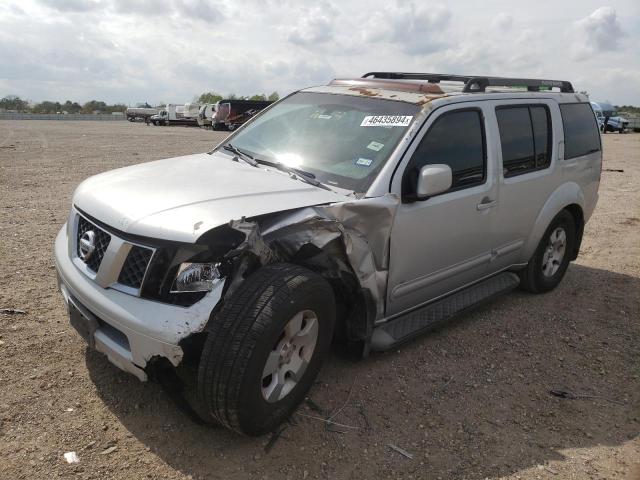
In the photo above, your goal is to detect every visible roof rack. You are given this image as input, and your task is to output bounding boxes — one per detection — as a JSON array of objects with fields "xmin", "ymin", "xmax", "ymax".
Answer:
[{"xmin": 362, "ymin": 72, "xmax": 574, "ymax": 93}]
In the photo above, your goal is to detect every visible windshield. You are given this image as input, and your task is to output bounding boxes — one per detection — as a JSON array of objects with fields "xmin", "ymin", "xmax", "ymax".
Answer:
[{"xmin": 217, "ymin": 92, "xmax": 420, "ymax": 192}]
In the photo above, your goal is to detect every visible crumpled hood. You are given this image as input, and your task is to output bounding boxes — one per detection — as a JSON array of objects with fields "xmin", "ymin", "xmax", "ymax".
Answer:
[{"xmin": 73, "ymin": 152, "xmax": 348, "ymax": 243}]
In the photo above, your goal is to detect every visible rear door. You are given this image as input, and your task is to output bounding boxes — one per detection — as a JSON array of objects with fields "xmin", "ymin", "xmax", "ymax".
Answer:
[
  {"xmin": 386, "ymin": 103, "xmax": 499, "ymax": 315},
  {"xmin": 488, "ymin": 99, "xmax": 559, "ymax": 270}
]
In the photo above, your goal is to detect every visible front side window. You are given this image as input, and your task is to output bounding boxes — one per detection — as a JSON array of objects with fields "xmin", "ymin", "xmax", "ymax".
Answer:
[
  {"xmin": 496, "ymin": 105, "xmax": 551, "ymax": 177},
  {"xmin": 217, "ymin": 92, "xmax": 420, "ymax": 192},
  {"xmin": 403, "ymin": 109, "xmax": 486, "ymax": 196},
  {"xmin": 560, "ymin": 103, "xmax": 601, "ymax": 159}
]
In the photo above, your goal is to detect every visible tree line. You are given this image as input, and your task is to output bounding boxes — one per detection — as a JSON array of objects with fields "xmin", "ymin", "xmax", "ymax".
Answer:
[
  {"xmin": 197, "ymin": 91, "xmax": 280, "ymax": 104},
  {"xmin": 0, "ymin": 95, "xmax": 127, "ymax": 114},
  {"xmin": 1, "ymin": 91, "xmax": 282, "ymax": 115}
]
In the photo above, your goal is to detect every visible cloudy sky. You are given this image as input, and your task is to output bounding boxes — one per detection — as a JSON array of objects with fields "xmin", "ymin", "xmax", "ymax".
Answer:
[{"xmin": 1, "ymin": 0, "xmax": 639, "ymax": 105}]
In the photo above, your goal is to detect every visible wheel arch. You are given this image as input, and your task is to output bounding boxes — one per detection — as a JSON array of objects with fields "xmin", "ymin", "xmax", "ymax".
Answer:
[
  {"xmin": 282, "ymin": 240, "xmax": 377, "ymax": 355},
  {"xmin": 523, "ymin": 182, "xmax": 585, "ymax": 260},
  {"xmin": 564, "ymin": 203, "xmax": 585, "ymax": 260}
]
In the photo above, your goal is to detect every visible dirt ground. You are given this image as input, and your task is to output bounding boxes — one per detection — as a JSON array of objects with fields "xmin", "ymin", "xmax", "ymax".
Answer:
[{"xmin": 0, "ymin": 120, "xmax": 638, "ymax": 480}]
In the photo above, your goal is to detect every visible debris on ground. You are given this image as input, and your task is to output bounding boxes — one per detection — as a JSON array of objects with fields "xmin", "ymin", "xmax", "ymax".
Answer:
[
  {"xmin": 304, "ymin": 397, "xmax": 325, "ymax": 415},
  {"xmin": 387, "ymin": 443, "xmax": 413, "ymax": 459},
  {"xmin": 264, "ymin": 424, "xmax": 288, "ymax": 454},
  {"xmin": 100, "ymin": 446, "xmax": 117, "ymax": 455},
  {"xmin": 0, "ymin": 308, "xmax": 26, "ymax": 315},
  {"xmin": 63, "ymin": 452, "xmax": 79, "ymax": 464},
  {"xmin": 549, "ymin": 389, "xmax": 625, "ymax": 406}
]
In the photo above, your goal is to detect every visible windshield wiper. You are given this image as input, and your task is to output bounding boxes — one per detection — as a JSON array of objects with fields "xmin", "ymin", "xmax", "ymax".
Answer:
[
  {"xmin": 222, "ymin": 143, "xmax": 258, "ymax": 167},
  {"xmin": 264, "ymin": 160, "xmax": 332, "ymax": 191}
]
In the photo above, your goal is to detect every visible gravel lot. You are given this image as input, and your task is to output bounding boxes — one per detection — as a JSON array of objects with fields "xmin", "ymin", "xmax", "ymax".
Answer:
[{"xmin": 0, "ymin": 120, "xmax": 638, "ymax": 480}]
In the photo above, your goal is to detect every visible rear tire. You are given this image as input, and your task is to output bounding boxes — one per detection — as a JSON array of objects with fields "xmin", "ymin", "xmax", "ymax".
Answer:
[
  {"xmin": 197, "ymin": 263, "xmax": 335, "ymax": 436},
  {"xmin": 519, "ymin": 210, "xmax": 576, "ymax": 294}
]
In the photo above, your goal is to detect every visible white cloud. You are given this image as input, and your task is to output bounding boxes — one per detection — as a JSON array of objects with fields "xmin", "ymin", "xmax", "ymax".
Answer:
[
  {"xmin": 365, "ymin": 2, "xmax": 452, "ymax": 55},
  {"xmin": 288, "ymin": 3, "xmax": 337, "ymax": 46},
  {"xmin": 174, "ymin": 0, "xmax": 223, "ymax": 22},
  {"xmin": 491, "ymin": 12, "xmax": 513, "ymax": 31},
  {"xmin": 37, "ymin": 0, "xmax": 102, "ymax": 12},
  {"xmin": 572, "ymin": 6, "xmax": 624, "ymax": 59},
  {"xmin": 1, "ymin": 0, "xmax": 639, "ymax": 105}
]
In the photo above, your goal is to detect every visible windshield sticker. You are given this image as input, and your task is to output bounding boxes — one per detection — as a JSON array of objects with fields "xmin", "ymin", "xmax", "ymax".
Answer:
[
  {"xmin": 367, "ymin": 141, "xmax": 384, "ymax": 152},
  {"xmin": 361, "ymin": 115, "xmax": 413, "ymax": 127},
  {"xmin": 355, "ymin": 158, "xmax": 373, "ymax": 167},
  {"xmin": 318, "ymin": 114, "xmax": 332, "ymax": 119}
]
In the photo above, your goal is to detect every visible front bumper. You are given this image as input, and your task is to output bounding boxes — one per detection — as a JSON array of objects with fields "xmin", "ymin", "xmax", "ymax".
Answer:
[{"xmin": 54, "ymin": 224, "xmax": 225, "ymax": 380}]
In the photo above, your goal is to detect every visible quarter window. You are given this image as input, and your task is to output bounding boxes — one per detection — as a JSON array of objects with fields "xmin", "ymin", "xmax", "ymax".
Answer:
[
  {"xmin": 531, "ymin": 106, "xmax": 551, "ymax": 169},
  {"xmin": 496, "ymin": 105, "xmax": 552, "ymax": 177},
  {"xmin": 559, "ymin": 103, "xmax": 601, "ymax": 159},
  {"xmin": 403, "ymin": 109, "xmax": 485, "ymax": 196}
]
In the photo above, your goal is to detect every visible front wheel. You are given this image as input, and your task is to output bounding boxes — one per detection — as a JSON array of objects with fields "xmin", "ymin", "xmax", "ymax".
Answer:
[
  {"xmin": 197, "ymin": 263, "xmax": 335, "ymax": 436},
  {"xmin": 519, "ymin": 210, "xmax": 576, "ymax": 293}
]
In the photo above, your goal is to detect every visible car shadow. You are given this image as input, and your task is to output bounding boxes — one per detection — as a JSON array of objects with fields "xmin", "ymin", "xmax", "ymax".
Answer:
[{"xmin": 86, "ymin": 263, "xmax": 640, "ymax": 479}]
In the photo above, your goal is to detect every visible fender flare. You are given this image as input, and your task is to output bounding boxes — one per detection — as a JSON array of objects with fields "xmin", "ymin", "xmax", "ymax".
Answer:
[{"xmin": 523, "ymin": 182, "xmax": 585, "ymax": 260}]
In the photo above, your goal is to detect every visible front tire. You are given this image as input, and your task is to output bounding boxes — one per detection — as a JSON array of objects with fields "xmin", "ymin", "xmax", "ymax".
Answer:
[
  {"xmin": 520, "ymin": 210, "xmax": 576, "ymax": 293},
  {"xmin": 197, "ymin": 263, "xmax": 335, "ymax": 436}
]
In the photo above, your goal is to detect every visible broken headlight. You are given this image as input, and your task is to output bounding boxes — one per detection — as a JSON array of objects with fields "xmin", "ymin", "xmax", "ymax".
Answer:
[{"xmin": 170, "ymin": 262, "xmax": 222, "ymax": 293}]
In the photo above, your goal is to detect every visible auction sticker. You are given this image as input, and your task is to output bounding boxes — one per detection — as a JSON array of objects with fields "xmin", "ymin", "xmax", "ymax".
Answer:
[
  {"xmin": 361, "ymin": 115, "xmax": 413, "ymax": 127},
  {"xmin": 355, "ymin": 158, "xmax": 373, "ymax": 167}
]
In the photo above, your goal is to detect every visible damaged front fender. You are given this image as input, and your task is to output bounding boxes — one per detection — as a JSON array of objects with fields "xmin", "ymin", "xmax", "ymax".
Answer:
[{"xmin": 222, "ymin": 194, "xmax": 400, "ymax": 326}]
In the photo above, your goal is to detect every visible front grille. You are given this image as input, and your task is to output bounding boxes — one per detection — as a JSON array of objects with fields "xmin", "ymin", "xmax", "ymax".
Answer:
[
  {"xmin": 77, "ymin": 216, "xmax": 111, "ymax": 272},
  {"xmin": 118, "ymin": 246, "xmax": 153, "ymax": 289}
]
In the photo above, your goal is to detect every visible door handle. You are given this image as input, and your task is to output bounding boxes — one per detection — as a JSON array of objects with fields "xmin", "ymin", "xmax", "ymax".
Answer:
[{"xmin": 477, "ymin": 198, "xmax": 497, "ymax": 210}]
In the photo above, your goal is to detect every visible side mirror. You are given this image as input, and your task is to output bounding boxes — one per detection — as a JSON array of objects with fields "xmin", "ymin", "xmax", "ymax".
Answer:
[{"xmin": 416, "ymin": 164, "xmax": 452, "ymax": 199}]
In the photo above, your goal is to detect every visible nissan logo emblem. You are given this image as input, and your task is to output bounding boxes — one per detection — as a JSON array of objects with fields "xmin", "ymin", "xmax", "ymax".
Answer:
[{"xmin": 79, "ymin": 230, "xmax": 96, "ymax": 261}]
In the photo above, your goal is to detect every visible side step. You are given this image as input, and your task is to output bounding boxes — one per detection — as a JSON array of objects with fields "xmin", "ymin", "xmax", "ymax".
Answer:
[{"xmin": 371, "ymin": 272, "xmax": 520, "ymax": 351}]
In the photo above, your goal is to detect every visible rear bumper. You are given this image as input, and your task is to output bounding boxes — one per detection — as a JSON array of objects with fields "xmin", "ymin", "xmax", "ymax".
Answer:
[{"xmin": 54, "ymin": 224, "xmax": 225, "ymax": 380}]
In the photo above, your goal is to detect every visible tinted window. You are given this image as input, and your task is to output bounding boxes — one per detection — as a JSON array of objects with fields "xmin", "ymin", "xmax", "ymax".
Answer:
[
  {"xmin": 531, "ymin": 106, "xmax": 551, "ymax": 168},
  {"xmin": 560, "ymin": 103, "xmax": 601, "ymax": 159},
  {"xmin": 404, "ymin": 110, "xmax": 485, "ymax": 195},
  {"xmin": 496, "ymin": 107, "xmax": 535, "ymax": 175},
  {"xmin": 496, "ymin": 105, "xmax": 552, "ymax": 177}
]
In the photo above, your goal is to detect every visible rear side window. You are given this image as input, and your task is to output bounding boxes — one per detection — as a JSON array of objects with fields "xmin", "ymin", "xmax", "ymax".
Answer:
[
  {"xmin": 403, "ymin": 109, "xmax": 485, "ymax": 195},
  {"xmin": 559, "ymin": 103, "xmax": 601, "ymax": 159},
  {"xmin": 496, "ymin": 105, "xmax": 551, "ymax": 177}
]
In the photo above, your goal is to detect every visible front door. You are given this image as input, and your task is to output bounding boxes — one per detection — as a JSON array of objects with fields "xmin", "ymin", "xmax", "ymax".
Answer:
[{"xmin": 386, "ymin": 104, "xmax": 498, "ymax": 316}]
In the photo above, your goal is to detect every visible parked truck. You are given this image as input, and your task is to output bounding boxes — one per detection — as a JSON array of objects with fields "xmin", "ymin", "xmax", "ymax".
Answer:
[
  {"xmin": 150, "ymin": 104, "xmax": 198, "ymax": 126},
  {"xmin": 126, "ymin": 106, "xmax": 160, "ymax": 122},
  {"xmin": 211, "ymin": 99, "xmax": 273, "ymax": 131},
  {"xmin": 590, "ymin": 101, "xmax": 629, "ymax": 133},
  {"xmin": 197, "ymin": 104, "xmax": 215, "ymax": 128}
]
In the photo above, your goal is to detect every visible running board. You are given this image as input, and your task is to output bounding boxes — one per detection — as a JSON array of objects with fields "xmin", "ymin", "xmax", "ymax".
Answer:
[{"xmin": 371, "ymin": 272, "xmax": 520, "ymax": 351}]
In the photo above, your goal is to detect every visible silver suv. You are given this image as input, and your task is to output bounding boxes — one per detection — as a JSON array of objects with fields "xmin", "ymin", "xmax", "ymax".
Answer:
[{"xmin": 54, "ymin": 72, "xmax": 602, "ymax": 435}]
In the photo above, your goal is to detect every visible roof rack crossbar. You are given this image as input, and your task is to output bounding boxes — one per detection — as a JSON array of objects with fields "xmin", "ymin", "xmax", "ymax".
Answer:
[{"xmin": 362, "ymin": 72, "xmax": 574, "ymax": 93}]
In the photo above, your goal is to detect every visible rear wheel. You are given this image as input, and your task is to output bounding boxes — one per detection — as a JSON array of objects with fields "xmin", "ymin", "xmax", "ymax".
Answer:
[
  {"xmin": 197, "ymin": 263, "xmax": 335, "ymax": 436},
  {"xmin": 519, "ymin": 210, "xmax": 576, "ymax": 293}
]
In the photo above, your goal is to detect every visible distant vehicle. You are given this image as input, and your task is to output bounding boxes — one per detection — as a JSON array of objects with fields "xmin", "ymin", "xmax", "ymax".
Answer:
[
  {"xmin": 590, "ymin": 101, "xmax": 628, "ymax": 133},
  {"xmin": 150, "ymin": 104, "xmax": 198, "ymax": 126},
  {"xmin": 212, "ymin": 99, "xmax": 273, "ymax": 131},
  {"xmin": 182, "ymin": 103, "xmax": 202, "ymax": 121},
  {"xmin": 126, "ymin": 107, "xmax": 159, "ymax": 122},
  {"xmin": 197, "ymin": 104, "xmax": 215, "ymax": 128}
]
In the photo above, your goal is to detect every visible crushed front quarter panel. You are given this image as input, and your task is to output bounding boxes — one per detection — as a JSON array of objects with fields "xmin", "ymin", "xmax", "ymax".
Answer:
[{"xmin": 227, "ymin": 194, "xmax": 401, "ymax": 321}]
